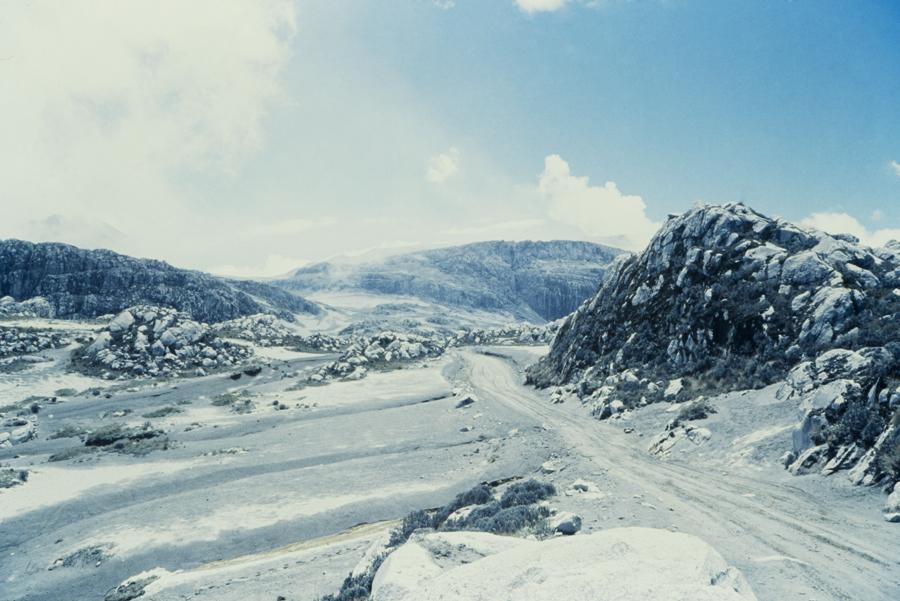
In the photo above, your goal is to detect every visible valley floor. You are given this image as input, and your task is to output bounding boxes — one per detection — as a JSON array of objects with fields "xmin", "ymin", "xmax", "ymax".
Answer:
[{"xmin": 1, "ymin": 347, "xmax": 897, "ymax": 601}]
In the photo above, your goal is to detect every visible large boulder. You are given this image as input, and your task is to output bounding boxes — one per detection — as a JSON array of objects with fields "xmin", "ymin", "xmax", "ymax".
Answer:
[{"xmin": 370, "ymin": 528, "xmax": 756, "ymax": 601}]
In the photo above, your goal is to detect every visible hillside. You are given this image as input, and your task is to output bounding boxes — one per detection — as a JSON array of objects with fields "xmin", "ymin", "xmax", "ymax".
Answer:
[
  {"xmin": 277, "ymin": 240, "xmax": 625, "ymax": 322},
  {"xmin": 0, "ymin": 240, "xmax": 319, "ymax": 323},
  {"xmin": 528, "ymin": 203, "xmax": 900, "ymax": 485}
]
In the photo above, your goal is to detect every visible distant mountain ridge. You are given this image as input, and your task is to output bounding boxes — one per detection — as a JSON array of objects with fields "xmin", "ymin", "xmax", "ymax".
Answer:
[
  {"xmin": 276, "ymin": 240, "xmax": 626, "ymax": 322},
  {"xmin": 0, "ymin": 239, "xmax": 319, "ymax": 323}
]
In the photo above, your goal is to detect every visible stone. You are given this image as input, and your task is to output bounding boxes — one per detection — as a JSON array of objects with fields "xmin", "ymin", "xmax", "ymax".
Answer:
[{"xmin": 548, "ymin": 511, "xmax": 582, "ymax": 535}]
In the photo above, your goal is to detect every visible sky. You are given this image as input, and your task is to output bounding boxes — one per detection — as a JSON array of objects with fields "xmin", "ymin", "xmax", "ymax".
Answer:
[{"xmin": 1, "ymin": 0, "xmax": 899, "ymax": 276}]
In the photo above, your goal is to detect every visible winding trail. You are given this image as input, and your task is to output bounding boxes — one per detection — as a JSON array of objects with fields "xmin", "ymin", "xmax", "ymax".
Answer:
[{"xmin": 461, "ymin": 349, "xmax": 900, "ymax": 601}]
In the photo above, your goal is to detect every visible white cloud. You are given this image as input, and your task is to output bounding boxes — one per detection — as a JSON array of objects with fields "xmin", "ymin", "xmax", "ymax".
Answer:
[
  {"xmin": 246, "ymin": 217, "xmax": 337, "ymax": 238},
  {"xmin": 426, "ymin": 147, "xmax": 461, "ymax": 184},
  {"xmin": 444, "ymin": 218, "xmax": 546, "ymax": 236},
  {"xmin": 0, "ymin": 0, "xmax": 296, "ymax": 263},
  {"xmin": 433, "ymin": 0, "xmax": 456, "ymax": 9},
  {"xmin": 23, "ymin": 215, "xmax": 127, "ymax": 251},
  {"xmin": 871, "ymin": 209, "xmax": 884, "ymax": 222},
  {"xmin": 210, "ymin": 254, "xmax": 309, "ymax": 279},
  {"xmin": 801, "ymin": 212, "xmax": 900, "ymax": 248},
  {"xmin": 891, "ymin": 160, "xmax": 900, "ymax": 177},
  {"xmin": 537, "ymin": 155, "xmax": 659, "ymax": 251},
  {"xmin": 515, "ymin": 0, "xmax": 569, "ymax": 14}
]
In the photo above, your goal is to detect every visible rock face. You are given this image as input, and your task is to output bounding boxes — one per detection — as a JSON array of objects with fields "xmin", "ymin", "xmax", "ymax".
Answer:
[
  {"xmin": 279, "ymin": 240, "xmax": 624, "ymax": 322},
  {"xmin": 370, "ymin": 528, "xmax": 756, "ymax": 601},
  {"xmin": 528, "ymin": 203, "xmax": 900, "ymax": 484},
  {"xmin": 0, "ymin": 240, "xmax": 319, "ymax": 323},
  {"xmin": 76, "ymin": 306, "xmax": 253, "ymax": 379}
]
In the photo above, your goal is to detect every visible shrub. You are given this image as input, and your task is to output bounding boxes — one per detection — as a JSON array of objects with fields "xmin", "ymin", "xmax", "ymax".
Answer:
[
  {"xmin": 431, "ymin": 483, "xmax": 494, "ymax": 525},
  {"xmin": 480, "ymin": 504, "xmax": 550, "ymax": 534},
  {"xmin": 320, "ymin": 480, "xmax": 556, "ymax": 601},
  {"xmin": 499, "ymin": 479, "xmax": 556, "ymax": 508},
  {"xmin": 0, "ymin": 468, "xmax": 28, "ymax": 489},
  {"xmin": 673, "ymin": 398, "xmax": 717, "ymax": 426},
  {"xmin": 388, "ymin": 510, "xmax": 433, "ymax": 547},
  {"xmin": 318, "ymin": 553, "xmax": 386, "ymax": 601},
  {"xmin": 141, "ymin": 406, "xmax": 183, "ymax": 418},
  {"xmin": 84, "ymin": 423, "xmax": 161, "ymax": 447},
  {"xmin": 49, "ymin": 424, "xmax": 87, "ymax": 440}
]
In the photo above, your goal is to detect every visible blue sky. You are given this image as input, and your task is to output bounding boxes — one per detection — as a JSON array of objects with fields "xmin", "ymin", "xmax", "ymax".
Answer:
[{"xmin": 2, "ymin": 0, "xmax": 899, "ymax": 274}]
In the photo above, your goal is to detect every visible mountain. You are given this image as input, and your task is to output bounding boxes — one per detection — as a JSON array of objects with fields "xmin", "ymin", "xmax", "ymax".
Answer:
[
  {"xmin": 527, "ymin": 203, "xmax": 900, "ymax": 485},
  {"xmin": 277, "ymin": 240, "xmax": 625, "ymax": 322},
  {"xmin": 0, "ymin": 239, "xmax": 319, "ymax": 323}
]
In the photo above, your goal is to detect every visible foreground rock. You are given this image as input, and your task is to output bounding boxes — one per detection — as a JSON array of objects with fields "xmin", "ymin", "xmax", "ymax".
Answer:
[
  {"xmin": 75, "ymin": 306, "xmax": 252, "ymax": 379},
  {"xmin": 371, "ymin": 528, "xmax": 756, "ymax": 601}
]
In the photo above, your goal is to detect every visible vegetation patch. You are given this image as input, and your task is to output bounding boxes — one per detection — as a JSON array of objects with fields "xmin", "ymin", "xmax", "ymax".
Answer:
[
  {"xmin": 211, "ymin": 391, "xmax": 256, "ymax": 414},
  {"xmin": 672, "ymin": 397, "xmax": 717, "ymax": 427},
  {"xmin": 141, "ymin": 406, "xmax": 183, "ymax": 418},
  {"xmin": 0, "ymin": 467, "xmax": 28, "ymax": 489},
  {"xmin": 320, "ymin": 479, "xmax": 556, "ymax": 601},
  {"xmin": 50, "ymin": 422, "xmax": 169, "ymax": 461},
  {"xmin": 49, "ymin": 424, "xmax": 88, "ymax": 440},
  {"xmin": 48, "ymin": 446, "xmax": 96, "ymax": 463},
  {"xmin": 50, "ymin": 544, "xmax": 111, "ymax": 570}
]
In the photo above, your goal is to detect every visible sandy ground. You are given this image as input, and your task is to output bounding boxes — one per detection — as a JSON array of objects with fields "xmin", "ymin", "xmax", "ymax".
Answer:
[{"xmin": 1, "ymin": 345, "xmax": 897, "ymax": 601}]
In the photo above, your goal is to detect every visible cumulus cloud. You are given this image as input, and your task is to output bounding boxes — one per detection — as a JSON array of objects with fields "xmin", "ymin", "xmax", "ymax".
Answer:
[
  {"xmin": 426, "ymin": 147, "xmax": 461, "ymax": 184},
  {"xmin": 0, "ymin": 0, "xmax": 296, "ymax": 262},
  {"xmin": 801, "ymin": 212, "xmax": 900, "ymax": 248},
  {"xmin": 537, "ymin": 155, "xmax": 659, "ymax": 251},
  {"xmin": 515, "ymin": 0, "xmax": 569, "ymax": 14},
  {"xmin": 891, "ymin": 160, "xmax": 900, "ymax": 177}
]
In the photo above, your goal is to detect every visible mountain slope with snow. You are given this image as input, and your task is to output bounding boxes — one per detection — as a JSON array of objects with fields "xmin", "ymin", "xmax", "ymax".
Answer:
[{"xmin": 277, "ymin": 240, "xmax": 625, "ymax": 322}]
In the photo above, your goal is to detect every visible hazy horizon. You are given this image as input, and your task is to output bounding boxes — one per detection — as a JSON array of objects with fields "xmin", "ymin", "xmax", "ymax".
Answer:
[{"xmin": 2, "ymin": 1, "xmax": 899, "ymax": 276}]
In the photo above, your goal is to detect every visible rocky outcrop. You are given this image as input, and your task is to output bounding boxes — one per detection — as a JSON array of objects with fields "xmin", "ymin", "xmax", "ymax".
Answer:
[
  {"xmin": 0, "ymin": 240, "xmax": 319, "ymax": 323},
  {"xmin": 279, "ymin": 240, "xmax": 624, "ymax": 322},
  {"xmin": 528, "ymin": 203, "xmax": 900, "ymax": 484},
  {"xmin": 370, "ymin": 528, "xmax": 756, "ymax": 601},
  {"xmin": 778, "ymin": 348, "xmax": 900, "ymax": 485},
  {"xmin": 0, "ymin": 295, "xmax": 53, "ymax": 318},
  {"xmin": 0, "ymin": 325, "xmax": 71, "ymax": 359},
  {"xmin": 75, "ymin": 306, "xmax": 253, "ymax": 379},
  {"xmin": 306, "ymin": 331, "xmax": 445, "ymax": 384},
  {"xmin": 212, "ymin": 314, "xmax": 345, "ymax": 352},
  {"xmin": 446, "ymin": 321, "xmax": 560, "ymax": 347}
]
